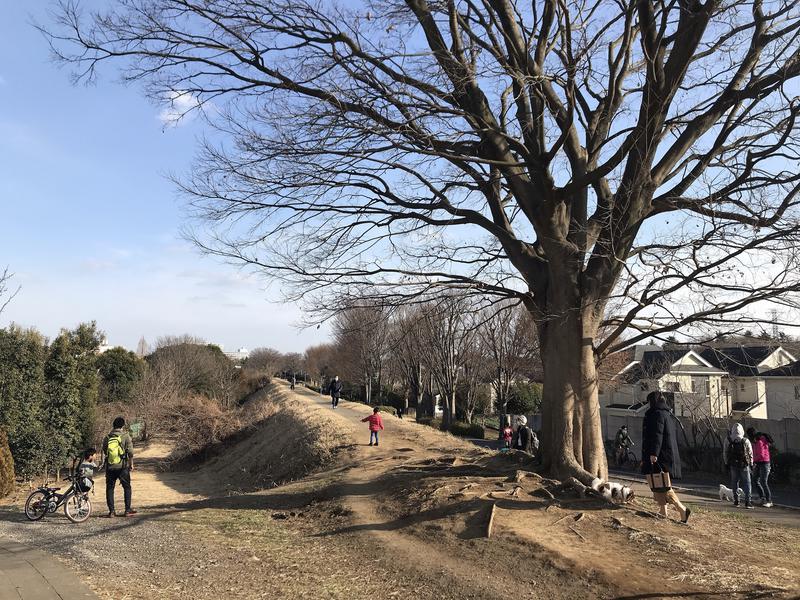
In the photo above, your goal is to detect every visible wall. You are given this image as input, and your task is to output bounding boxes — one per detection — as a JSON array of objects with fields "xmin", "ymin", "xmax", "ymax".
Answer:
[{"xmin": 764, "ymin": 379, "xmax": 800, "ymax": 421}]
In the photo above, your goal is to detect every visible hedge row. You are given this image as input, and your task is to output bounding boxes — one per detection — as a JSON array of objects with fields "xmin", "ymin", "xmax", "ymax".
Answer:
[{"xmin": 415, "ymin": 417, "xmax": 485, "ymax": 439}]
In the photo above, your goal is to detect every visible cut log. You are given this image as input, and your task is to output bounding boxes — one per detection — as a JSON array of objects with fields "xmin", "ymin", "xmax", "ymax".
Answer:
[{"xmin": 568, "ymin": 526, "xmax": 586, "ymax": 542}]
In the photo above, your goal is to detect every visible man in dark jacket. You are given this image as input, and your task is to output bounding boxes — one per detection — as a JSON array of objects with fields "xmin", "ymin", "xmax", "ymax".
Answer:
[
  {"xmin": 641, "ymin": 392, "xmax": 690, "ymax": 522},
  {"xmin": 329, "ymin": 376, "xmax": 343, "ymax": 409}
]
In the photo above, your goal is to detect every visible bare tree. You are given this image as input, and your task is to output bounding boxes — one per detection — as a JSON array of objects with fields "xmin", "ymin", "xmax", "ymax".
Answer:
[
  {"xmin": 247, "ymin": 347, "xmax": 283, "ymax": 377},
  {"xmin": 47, "ymin": 1, "xmax": 800, "ymax": 483},
  {"xmin": 303, "ymin": 343, "xmax": 337, "ymax": 389},
  {"xmin": 416, "ymin": 295, "xmax": 476, "ymax": 429},
  {"xmin": 0, "ymin": 267, "xmax": 19, "ymax": 316},
  {"xmin": 458, "ymin": 335, "xmax": 491, "ymax": 425},
  {"xmin": 481, "ymin": 303, "xmax": 540, "ymax": 432},
  {"xmin": 281, "ymin": 352, "xmax": 304, "ymax": 377},
  {"xmin": 387, "ymin": 309, "xmax": 425, "ymax": 414},
  {"xmin": 333, "ymin": 303, "xmax": 390, "ymax": 403}
]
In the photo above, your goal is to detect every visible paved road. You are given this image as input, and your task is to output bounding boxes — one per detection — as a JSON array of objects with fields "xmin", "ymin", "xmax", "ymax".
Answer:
[
  {"xmin": 608, "ymin": 467, "xmax": 800, "ymax": 509},
  {"xmin": 0, "ymin": 539, "xmax": 96, "ymax": 600},
  {"xmin": 469, "ymin": 437, "xmax": 800, "ymax": 527}
]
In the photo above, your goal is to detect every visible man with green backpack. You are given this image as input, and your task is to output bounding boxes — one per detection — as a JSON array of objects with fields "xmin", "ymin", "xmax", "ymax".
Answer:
[{"xmin": 101, "ymin": 416, "xmax": 136, "ymax": 517}]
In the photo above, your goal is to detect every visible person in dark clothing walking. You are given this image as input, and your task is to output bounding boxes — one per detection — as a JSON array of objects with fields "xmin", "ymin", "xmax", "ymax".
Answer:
[
  {"xmin": 101, "ymin": 416, "xmax": 136, "ymax": 518},
  {"xmin": 329, "ymin": 376, "xmax": 343, "ymax": 409},
  {"xmin": 641, "ymin": 392, "xmax": 690, "ymax": 522}
]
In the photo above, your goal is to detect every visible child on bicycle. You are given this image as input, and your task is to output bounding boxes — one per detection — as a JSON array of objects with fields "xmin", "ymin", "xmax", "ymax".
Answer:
[{"xmin": 74, "ymin": 448, "xmax": 101, "ymax": 494}]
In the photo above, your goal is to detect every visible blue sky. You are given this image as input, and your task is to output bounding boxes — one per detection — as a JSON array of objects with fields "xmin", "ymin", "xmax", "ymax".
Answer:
[{"xmin": 0, "ymin": 3, "xmax": 326, "ymax": 353}]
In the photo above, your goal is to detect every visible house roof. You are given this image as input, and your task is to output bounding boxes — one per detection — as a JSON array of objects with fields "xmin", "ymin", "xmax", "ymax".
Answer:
[
  {"xmin": 699, "ymin": 346, "xmax": 792, "ymax": 377},
  {"xmin": 617, "ymin": 349, "xmax": 724, "ymax": 383},
  {"xmin": 760, "ymin": 360, "xmax": 800, "ymax": 377}
]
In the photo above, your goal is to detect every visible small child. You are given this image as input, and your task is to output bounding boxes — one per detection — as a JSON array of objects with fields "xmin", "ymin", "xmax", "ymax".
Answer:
[
  {"xmin": 361, "ymin": 407, "xmax": 385, "ymax": 446},
  {"xmin": 502, "ymin": 422, "xmax": 513, "ymax": 450},
  {"xmin": 75, "ymin": 448, "xmax": 100, "ymax": 494}
]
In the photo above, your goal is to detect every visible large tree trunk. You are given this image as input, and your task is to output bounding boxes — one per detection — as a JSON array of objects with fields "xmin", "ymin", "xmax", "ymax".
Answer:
[{"xmin": 539, "ymin": 308, "xmax": 607, "ymax": 485}]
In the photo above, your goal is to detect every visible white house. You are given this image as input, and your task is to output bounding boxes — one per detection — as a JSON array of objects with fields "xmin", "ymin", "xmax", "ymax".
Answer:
[
  {"xmin": 699, "ymin": 346, "xmax": 796, "ymax": 419},
  {"xmin": 758, "ymin": 360, "xmax": 800, "ymax": 420},
  {"xmin": 601, "ymin": 348, "xmax": 728, "ymax": 418},
  {"xmin": 601, "ymin": 344, "xmax": 799, "ymax": 421}
]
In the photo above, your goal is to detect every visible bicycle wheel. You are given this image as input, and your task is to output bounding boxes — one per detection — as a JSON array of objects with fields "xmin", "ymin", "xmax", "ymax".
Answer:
[
  {"xmin": 64, "ymin": 493, "xmax": 92, "ymax": 523},
  {"xmin": 24, "ymin": 490, "xmax": 49, "ymax": 521}
]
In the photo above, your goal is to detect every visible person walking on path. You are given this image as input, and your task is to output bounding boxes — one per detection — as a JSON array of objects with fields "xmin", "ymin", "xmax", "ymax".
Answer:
[
  {"xmin": 329, "ymin": 376, "xmax": 343, "ymax": 409},
  {"xmin": 747, "ymin": 427, "xmax": 774, "ymax": 507},
  {"xmin": 101, "ymin": 416, "xmax": 136, "ymax": 518},
  {"xmin": 362, "ymin": 407, "xmax": 384, "ymax": 446},
  {"xmin": 641, "ymin": 392, "xmax": 690, "ymax": 522},
  {"xmin": 290, "ymin": 374, "xmax": 296, "ymax": 390},
  {"xmin": 724, "ymin": 423, "xmax": 754, "ymax": 508}
]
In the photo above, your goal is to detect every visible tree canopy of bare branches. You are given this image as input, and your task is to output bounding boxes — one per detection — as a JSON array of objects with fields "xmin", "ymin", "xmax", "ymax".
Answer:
[{"xmin": 45, "ymin": 0, "xmax": 800, "ymax": 482}]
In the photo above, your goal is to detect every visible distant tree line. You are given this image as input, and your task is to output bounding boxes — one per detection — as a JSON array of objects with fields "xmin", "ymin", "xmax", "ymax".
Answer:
[{"xmin": 301, "ymin": 296, "xmax": 544, "ymax": 431}]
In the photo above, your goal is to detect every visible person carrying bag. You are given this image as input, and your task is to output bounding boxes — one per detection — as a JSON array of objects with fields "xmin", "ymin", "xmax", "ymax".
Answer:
[
  {"xmin": 645, "ymin": 460, "xmax": 672, "ymax": 493},
  {"xmin": 641, "ymin": 392, "xmax": 691, "ymax": 523}
]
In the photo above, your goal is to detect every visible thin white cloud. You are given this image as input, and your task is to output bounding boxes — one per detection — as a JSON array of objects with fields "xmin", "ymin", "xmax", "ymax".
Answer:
[
  {"xmin": 0, "ymin": 75, "xmax": 7, "ymax": 85},
  {"xmin": 157, "ymin": 90, "xmax": 201, "ymax": 127}
]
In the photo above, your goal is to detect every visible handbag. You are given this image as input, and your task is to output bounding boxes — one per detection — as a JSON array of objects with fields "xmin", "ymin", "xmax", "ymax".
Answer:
[{"xmin": 645, "ymin": 462, "xmax": 672, "ymax": 492}]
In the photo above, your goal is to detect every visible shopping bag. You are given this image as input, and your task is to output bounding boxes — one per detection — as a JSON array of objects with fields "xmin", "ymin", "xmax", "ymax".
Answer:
[{"xmin": 646, "ymin": 464, "xmax": 672, "ymax": 492}]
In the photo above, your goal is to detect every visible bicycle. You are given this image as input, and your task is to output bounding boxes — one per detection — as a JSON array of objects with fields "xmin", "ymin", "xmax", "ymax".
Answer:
[
  {"xmin": 24, "ymin": 474, "xmax": 93, "ymax": 523},
  {"xmin": 615, "ymin": 446, "xmax": 639, "ymax": 469}
]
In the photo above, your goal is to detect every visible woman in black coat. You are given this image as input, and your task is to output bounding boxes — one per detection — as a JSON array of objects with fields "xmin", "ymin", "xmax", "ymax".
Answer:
[{"xmin": 641, "ymin": 392, "xmax": 691, "ymax": 522}]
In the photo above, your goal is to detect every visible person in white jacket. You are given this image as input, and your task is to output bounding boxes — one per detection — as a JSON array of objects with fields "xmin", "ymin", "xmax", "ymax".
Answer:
[{"xmin": 723, "ymin": 423, "xmax": 754, "ymax": 508}]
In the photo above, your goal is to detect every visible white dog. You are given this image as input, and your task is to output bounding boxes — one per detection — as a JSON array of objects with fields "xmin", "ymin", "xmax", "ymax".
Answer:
[
  {"xmin": 718, "ymin": 484, "xmax": 745, "ymax": 502},
  {"xmin": 591, "ymin": 478, "xmax": 635, "ymax": 503}
]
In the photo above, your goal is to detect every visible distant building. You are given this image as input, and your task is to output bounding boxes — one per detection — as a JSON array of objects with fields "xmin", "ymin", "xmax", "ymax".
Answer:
[
  {"xmin": 224, "ymin": 347, "xmax": 250, "ymax": 362},
  {"xmin": 98, "ymin": 337, "xmax": 114, "ymax": 354},
  {"xmin": 136, "ymin": 337, "xmax": 150, "ymax": 358}
]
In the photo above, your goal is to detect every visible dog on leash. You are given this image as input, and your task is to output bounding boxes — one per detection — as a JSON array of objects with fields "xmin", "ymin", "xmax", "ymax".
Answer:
[{"xmin": 718, "ymin": 484, "xmax": 744, "ymax": 502}]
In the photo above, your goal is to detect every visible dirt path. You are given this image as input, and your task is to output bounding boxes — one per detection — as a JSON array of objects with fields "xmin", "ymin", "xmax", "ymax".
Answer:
[{"xmin": 1, "ymin": 383, "xmax": 797, "ymax": 599}]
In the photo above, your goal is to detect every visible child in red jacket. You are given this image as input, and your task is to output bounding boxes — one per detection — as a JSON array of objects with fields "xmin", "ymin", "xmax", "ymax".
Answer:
[{"xmin": 362, "ymin": 407, "xmax": 385, "ymax": 446}]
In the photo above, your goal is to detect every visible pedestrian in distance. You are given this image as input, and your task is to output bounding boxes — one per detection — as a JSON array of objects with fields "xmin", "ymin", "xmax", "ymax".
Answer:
[
  {"xmin": 747, "ymin": 426, "xmax": 774, "ymax": 507},
  {"xmin": 329, "ymin": 375, "xmax": 343, "ymax": 408},
  {"xmin": 724, "ymin": 423, "xmax": 754, "ymax": 508},
  {"xmin": 362, "ymin": 407, "xmax": 384, "ymax": 446},
  {"xmin": 641, "ymin": 392, "xmax": 691, "ymax": 522},
  {"xmin": 290, "ymin": 374, "xmax": 296, "ymax": 390},
  {"xmin": 102, "ymin": 416, "xmax": 136, "ymax": 518}
]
